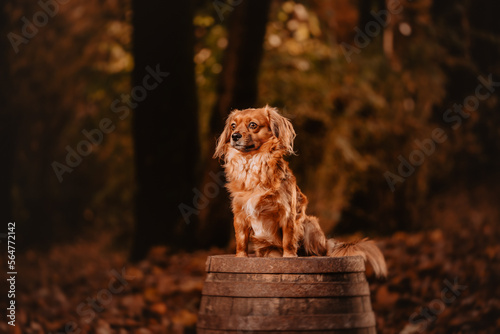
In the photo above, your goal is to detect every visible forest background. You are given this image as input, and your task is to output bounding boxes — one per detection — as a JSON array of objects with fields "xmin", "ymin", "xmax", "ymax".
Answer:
[{"xmin": 0, "ymin": 0, "xmax": 499, "ymax": 333}]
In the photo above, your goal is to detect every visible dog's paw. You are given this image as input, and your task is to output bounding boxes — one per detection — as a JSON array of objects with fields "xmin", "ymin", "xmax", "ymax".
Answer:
[
  {"xmin": 235, "ymin": 252, "xmax": 248, "ymax": 257},
  {"xmin": 283, "ymin": 252, "xmax": 298, "ymax": 258}
]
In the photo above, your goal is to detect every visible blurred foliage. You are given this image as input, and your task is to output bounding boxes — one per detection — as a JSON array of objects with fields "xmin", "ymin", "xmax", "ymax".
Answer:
[
  {"xmin": 7, "ymin": 0, "xmax": 135, "ymax": 243},
  {"xmin": 257, "ymin": 1, "xmax": 499, "ymax": 234},
  {"xmin": 192, "ymin": 9, "xmax": 227, "ymax": 160},
  {"xmin": 5, "ymin": 0, "xmax": 500, "ymax": 245},
  {"xmin": 258, "ymin": 1, "xmax": 449, "ymax": 233},
  {"xmin": 3, "ymin": 2, "xmax": 500, "ymax": 332}
]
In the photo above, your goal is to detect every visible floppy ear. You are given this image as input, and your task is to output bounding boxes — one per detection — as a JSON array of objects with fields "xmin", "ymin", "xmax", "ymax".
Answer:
[
  {"xmin": 267, "ymin": 105, "xmax": 296, "ymax": 155},
  {"xmin": 213, "ymin": 114, "xmax": 233, "ymax": 159}
]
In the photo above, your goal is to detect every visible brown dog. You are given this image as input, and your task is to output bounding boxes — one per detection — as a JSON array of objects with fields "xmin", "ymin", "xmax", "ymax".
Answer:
[{"xmin": 214, "ymin": 106, "xmax": 387, "ymax": 277}]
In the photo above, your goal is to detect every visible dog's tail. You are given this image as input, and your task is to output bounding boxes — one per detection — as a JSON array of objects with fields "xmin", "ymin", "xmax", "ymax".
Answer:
[
  {"xmin": 302, "ymin": 216, "xmax": 387, "ymax": 278},
  {"xmin": 327, "ymin": 238, "xmax": 387, "ymax": 278}
]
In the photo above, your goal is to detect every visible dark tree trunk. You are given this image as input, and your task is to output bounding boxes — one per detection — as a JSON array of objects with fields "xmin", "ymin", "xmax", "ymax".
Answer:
[
  {"xmin": 431, "ymin": 0, "xmax": 500, "ymax": 178},
  {"xmin": 196, "ymin": 0, "xmax": 271, "ymax": 248},
  {"xmin": 130, "ymin": 0, "xmax": 200, "ymax": 261},
  {"xmin": 358, "ymin": 0, "xmax": 386, "ymax": 30}
]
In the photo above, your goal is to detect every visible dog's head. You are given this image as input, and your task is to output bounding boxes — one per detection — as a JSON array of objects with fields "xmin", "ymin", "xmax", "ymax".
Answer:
[{"xmin": 213, "ymin": 105, "xmax": 296, "ymax": 159}]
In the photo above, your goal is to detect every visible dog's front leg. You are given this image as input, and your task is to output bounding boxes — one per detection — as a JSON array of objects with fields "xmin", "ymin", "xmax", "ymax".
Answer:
[
  {"xmin": 282, "ymin": 219, "xmax": 298, "ymax": 257},
  {"xmin": 234, "ymin": 213, "xmax": 249, "ymax": 257}
]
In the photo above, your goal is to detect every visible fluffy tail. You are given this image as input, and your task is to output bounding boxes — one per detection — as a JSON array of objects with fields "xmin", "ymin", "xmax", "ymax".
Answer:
[
  {"xmin": 302, "ymin": 216, "xmax": 387, "ymax": 278},
  {"xmin": 327, "ymin": 238, "xmax": 388, "ymax": 278}
]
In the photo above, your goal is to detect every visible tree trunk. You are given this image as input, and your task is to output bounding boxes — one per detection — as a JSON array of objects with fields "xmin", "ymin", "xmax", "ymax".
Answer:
[
  {"xmin": 196, "ymin": 0, "xmax": 271, "ymax": 248},
  {"xmin": 358, "ymin": 0, "xmax": 386, "ymax": 30},
  {"xmin": 431, "ymin": 0, "xmax": 500, "ymax": 178},
  {"xmin": 130, "ymin": 0, "xmax": 200, "ymax": 261}
]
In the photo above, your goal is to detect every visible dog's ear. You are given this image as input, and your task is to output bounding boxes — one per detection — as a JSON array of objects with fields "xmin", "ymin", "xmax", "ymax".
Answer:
[
  {"xmin": 267, "ymin": 105, "xmax": 296, "ymax": 155},
  {"xmin": 213, "ymin": 113, "xmax": 234, "ymax": 159}
]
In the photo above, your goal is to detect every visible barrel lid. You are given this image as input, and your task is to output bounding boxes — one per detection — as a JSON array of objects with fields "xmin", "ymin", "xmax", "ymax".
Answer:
[{"xmin": 205, "ymin": 255, "xmax": 365, "ymax": 274}]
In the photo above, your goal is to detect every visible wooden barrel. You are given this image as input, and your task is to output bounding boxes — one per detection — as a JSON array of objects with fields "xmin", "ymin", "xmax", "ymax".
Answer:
[{"xmin": 197, "ymin": 255, "xmax": 377, "ymax": 333}]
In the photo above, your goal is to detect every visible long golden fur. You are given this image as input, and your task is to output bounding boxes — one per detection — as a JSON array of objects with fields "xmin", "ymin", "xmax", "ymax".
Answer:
[{"xmin": 214, "ymin": 106, "xmax": 387, "ymax": 277}]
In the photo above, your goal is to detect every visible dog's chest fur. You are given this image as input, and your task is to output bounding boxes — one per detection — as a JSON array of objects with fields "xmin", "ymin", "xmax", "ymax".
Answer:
[
  {"xmin": 225, "ymin": 149, "xmax": 274, "ymax": 189},
  {"xmin": 224, "ymin": 148, "xmax": 293, "ymax": 245}
]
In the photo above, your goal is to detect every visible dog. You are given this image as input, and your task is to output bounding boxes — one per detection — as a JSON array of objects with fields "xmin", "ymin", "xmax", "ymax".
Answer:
[{"xmin": 213, "ymin": 105, "xmax": 387, "ymax": 277}]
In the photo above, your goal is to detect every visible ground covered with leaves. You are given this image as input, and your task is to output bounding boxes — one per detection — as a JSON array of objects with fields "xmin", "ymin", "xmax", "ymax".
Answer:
[{"xmin": 1, "ymin": 187, "xmax": 499, "ymax": 334}]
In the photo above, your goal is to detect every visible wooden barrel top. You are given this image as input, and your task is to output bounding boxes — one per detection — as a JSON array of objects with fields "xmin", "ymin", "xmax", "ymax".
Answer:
[{"xmin": 205, "ymin": 255, "xmax": 366, "ymax": 274}]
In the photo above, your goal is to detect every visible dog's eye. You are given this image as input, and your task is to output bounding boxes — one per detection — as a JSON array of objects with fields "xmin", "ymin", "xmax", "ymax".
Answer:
[
  {"xmin": 249, "ymin": 122, "xmax": 258, "ymax": 129},
  {"xmin": 231, "ymin": 123, "xmax": 236, "ymax": 130}
]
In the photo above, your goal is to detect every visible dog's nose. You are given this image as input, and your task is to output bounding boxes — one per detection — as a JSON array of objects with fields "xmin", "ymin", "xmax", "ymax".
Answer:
[{"xmin": 232, "ymin": 133, "xmax": 242, "ymax": 141}]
